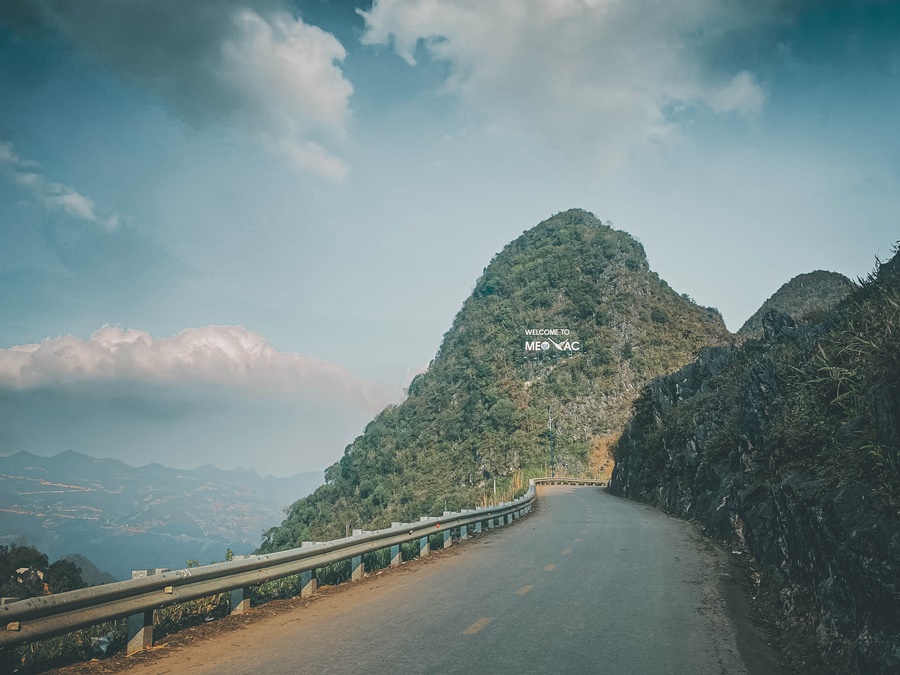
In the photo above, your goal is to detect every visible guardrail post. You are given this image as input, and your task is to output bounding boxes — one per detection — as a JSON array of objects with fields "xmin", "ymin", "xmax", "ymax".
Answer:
[
  {"xmin": 474, "ymin": 520, "xmax": 482, "ymax": 534},
  {"xmin": 488, "ymin": 517, "xmax": 494, "ymax": 529},
  {"xmin": 126, "ymin": 610, "xmax": 153, "ymax": 655},
  {"xmin": 300, "ymin": 543, "xmax": 317, "ymax": 597},
  {"xmin": 419, "ymin": 517, "xmax": 430, "ymax": 557},
  {"xmin": 230, "ymin": 587, "xmax": 251, "ymax": 614},
  {"xmin": 126, "ymin": 568, "xmax": 167, "ymax": 654},
  {"xmin": 442, "ymin": 512, "xmax": 454, "ymax": 549},
  {"xmin": 390, "ymin": 523, "xmax": 402, "ymax": 567},
  {"xmin": 350, "ymin": 529, "xmax": 367, "ymax": 581},
  {"xmin": 459, "ymin": 511, "xmax": 469, "ymax": 540},
  {"xmin": 300, "ymin": 569, "xmax": 316, "ymax": 597},
  {"xmin": 229, "ymin": 556, "xmax": 251, "ymax": 615},
  {"xmin": 390, "ymin": 544, "xmax": 401, "ymax": 567}
]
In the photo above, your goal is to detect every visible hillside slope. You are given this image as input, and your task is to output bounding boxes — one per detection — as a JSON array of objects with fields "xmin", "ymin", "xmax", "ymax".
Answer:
[
  {"xmin": 262, "ymin": 209, "xmax": 731, "ymax": 549},
  {"xmin": 610, "ymin": 250, "xmax": 900, "ymax": 673}
]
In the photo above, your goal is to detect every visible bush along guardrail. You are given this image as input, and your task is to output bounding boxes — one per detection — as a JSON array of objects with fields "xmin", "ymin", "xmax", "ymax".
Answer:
[{"xmin": 0, "ymin": 477, "xmax": 605, "ymax": 659}]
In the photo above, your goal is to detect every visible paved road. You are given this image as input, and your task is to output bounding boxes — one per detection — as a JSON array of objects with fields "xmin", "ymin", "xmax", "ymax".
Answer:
[{"xmin": 121, "ymin": 487, "xmax": 772, "ymax": 674}]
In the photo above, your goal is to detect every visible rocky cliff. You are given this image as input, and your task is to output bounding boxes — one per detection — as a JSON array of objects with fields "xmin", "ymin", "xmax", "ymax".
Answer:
[{"xmin": 610, "ymin": 251, "xmax": 900, "ymax": 673}]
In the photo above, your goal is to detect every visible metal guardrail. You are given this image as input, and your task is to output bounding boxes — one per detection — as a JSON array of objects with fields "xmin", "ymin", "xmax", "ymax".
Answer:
[
  {"xmin": 0, "ymin": 483, "xmax": 540, "ymax": 650},
  {"xmin": 533, "ymin": 478, "xmax": 608, "ymax": 486},
  {"xmin": 0, "ymin": 477, "xmax": 606, "ymax": 653}
]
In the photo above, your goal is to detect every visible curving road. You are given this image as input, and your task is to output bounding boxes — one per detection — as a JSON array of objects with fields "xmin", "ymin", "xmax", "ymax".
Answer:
[{"xmin": 119, "ymin": 486, "xmax": 778, "ymax": 674}]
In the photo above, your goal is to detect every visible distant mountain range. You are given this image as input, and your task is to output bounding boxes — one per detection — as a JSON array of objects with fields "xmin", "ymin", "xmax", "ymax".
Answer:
[{"xmin": 0, "ymin": 450, "xmax": 322, "ymax": 579}]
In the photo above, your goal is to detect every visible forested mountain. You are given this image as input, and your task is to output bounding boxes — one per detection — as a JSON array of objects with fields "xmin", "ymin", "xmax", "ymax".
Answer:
[
  {"xmin": 261, "ymin": 209, "xmax": 731, "ymax": 550},
  {"xmin": 737, "ymin": 270, "xmax": 855, "ymax": 338}
]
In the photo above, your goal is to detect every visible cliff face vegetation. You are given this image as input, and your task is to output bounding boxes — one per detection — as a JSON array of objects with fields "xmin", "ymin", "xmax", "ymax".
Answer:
[
  {"xmin": 610, "ymin": 250, "xmax": 900, "ymax": 674},
  {"xmin": 262, "ymin": 209, "xmax": 729, "ymax": 550}
]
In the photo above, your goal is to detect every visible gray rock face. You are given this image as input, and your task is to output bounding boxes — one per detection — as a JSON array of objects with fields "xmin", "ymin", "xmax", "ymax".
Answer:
[
  {"xmin": 738, "ymin": 270, "xmax": 855, "ymax": 338},
  {"xmin": 610, "ymin": 306, "xmax": 900, "ymax": 674}
]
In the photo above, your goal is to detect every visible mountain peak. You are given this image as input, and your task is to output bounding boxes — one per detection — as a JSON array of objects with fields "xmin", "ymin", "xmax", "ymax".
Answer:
[
  {"xmin": 738, "ymin": 270, "xmax": 855, "ymax": 338},
  {"xmin": 262, "ymin": 211, "xmax": 731, "ymax": 551}
]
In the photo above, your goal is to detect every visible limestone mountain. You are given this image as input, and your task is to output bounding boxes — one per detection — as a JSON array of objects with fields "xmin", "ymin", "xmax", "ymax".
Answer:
[
  {"xmin": 261, "ymin": 209, "xmax": 731, "ymax": 550},
  {"xmin": 61, "ymin": 553, "xmax": 116, "ymax": 586},
  {"xmin": 737, "ymin": 270, "xmax": 855, "ymax": 338}
]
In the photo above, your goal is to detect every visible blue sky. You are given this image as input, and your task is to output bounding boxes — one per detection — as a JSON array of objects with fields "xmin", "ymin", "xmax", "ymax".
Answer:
[{"xmin": 0, "ymin": 0, "xmax": 897, "ymax": 476}]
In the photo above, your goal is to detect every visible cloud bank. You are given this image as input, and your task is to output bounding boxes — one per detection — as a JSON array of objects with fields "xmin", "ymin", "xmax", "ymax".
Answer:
[
  {"xmin": 361, "ymin": 0, "xmax": 768, "ymax": 168},
  {"xmin": 0, "ymin": 140, "xmax": 119, "ymax": 228},
  {"xmin": 0, "ymin": 326, "xmax": 394, "ymax": 414},
  {"xmin": 0, "ymin": 1, "xmax": 353, "ymax": 179}
]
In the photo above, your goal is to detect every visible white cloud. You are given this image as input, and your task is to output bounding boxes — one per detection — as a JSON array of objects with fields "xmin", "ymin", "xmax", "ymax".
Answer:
[
  {"xmin": 0, "ymin": 326, "xmax": 395, "ymax": 414},
  {"xmin": 0, "ymin": 140, "xmax": 115, "ymax": 225},
  {"xmin": 218, "ymin": 7, "xmax": 353, "ymax": 179},
  {"xmin": 361, "ymin": 0, "xmax": 768, "ymax": 169},
  {"xmin": 44, "ymin": 189, "xmax": 98, "ymax": 221},
  {"xmin": 708, "ymin": 71, "xmax": 767, "ymax": 116},
  {"xmin": 0, "ymin": 141, "xmax": 38, "ymax": 168},
  {"xmin": 3, "ymin": 1, "xmax": 353, "ymax": 180}
]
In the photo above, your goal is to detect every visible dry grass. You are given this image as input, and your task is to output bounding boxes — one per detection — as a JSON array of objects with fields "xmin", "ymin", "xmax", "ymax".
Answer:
[{"xmin": 589, "ymin": 432, "xmax": 620, "ymax": 480}]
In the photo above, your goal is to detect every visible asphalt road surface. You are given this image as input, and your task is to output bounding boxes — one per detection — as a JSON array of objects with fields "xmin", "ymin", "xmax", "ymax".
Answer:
[{"xmin": 119, "ymin": 486, "xmax": 777, "ymax": 674}]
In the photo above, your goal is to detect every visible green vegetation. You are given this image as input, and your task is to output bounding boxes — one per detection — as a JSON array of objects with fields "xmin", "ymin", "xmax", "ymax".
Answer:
[
  {"xmin": 773, "ymin": 253, "xmax": 900, "ymax": 506},
  {"xmin": 616, "ymin": 247, "xmax": 900, "ymax": 511},
  {"xmin": 0, "ymin": 544, "xmax": 87, "ymax": 599},
  {"xmin": 262, "ymin": 209, "xmax": 730, "ymax": 550}
]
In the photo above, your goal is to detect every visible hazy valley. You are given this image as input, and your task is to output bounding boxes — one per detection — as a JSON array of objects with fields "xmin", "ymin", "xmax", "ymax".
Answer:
[{"xmin": 0, "ymin": 450, "xmax": 322, "ymax": 579}]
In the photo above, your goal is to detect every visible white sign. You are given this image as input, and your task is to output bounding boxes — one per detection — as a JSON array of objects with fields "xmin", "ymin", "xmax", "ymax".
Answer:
[
  {"xmin": 524, "ymin": 328, "xmax": 571, "ymax": 336},
  {"xmin": 524, "ymin": 329, "xmax": 580, "ymax": 352}
]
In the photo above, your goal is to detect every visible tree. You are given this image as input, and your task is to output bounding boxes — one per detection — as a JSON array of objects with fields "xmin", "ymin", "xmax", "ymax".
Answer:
[{"xmin": 47, "ymin": 559, "xmax": 85, "ymax": 594}]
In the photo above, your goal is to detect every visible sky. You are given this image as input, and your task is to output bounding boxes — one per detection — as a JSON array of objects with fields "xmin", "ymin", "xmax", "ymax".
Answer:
[{"xmin": 0, "ymin": 0, "xmax": 897, "ymax": 477}]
